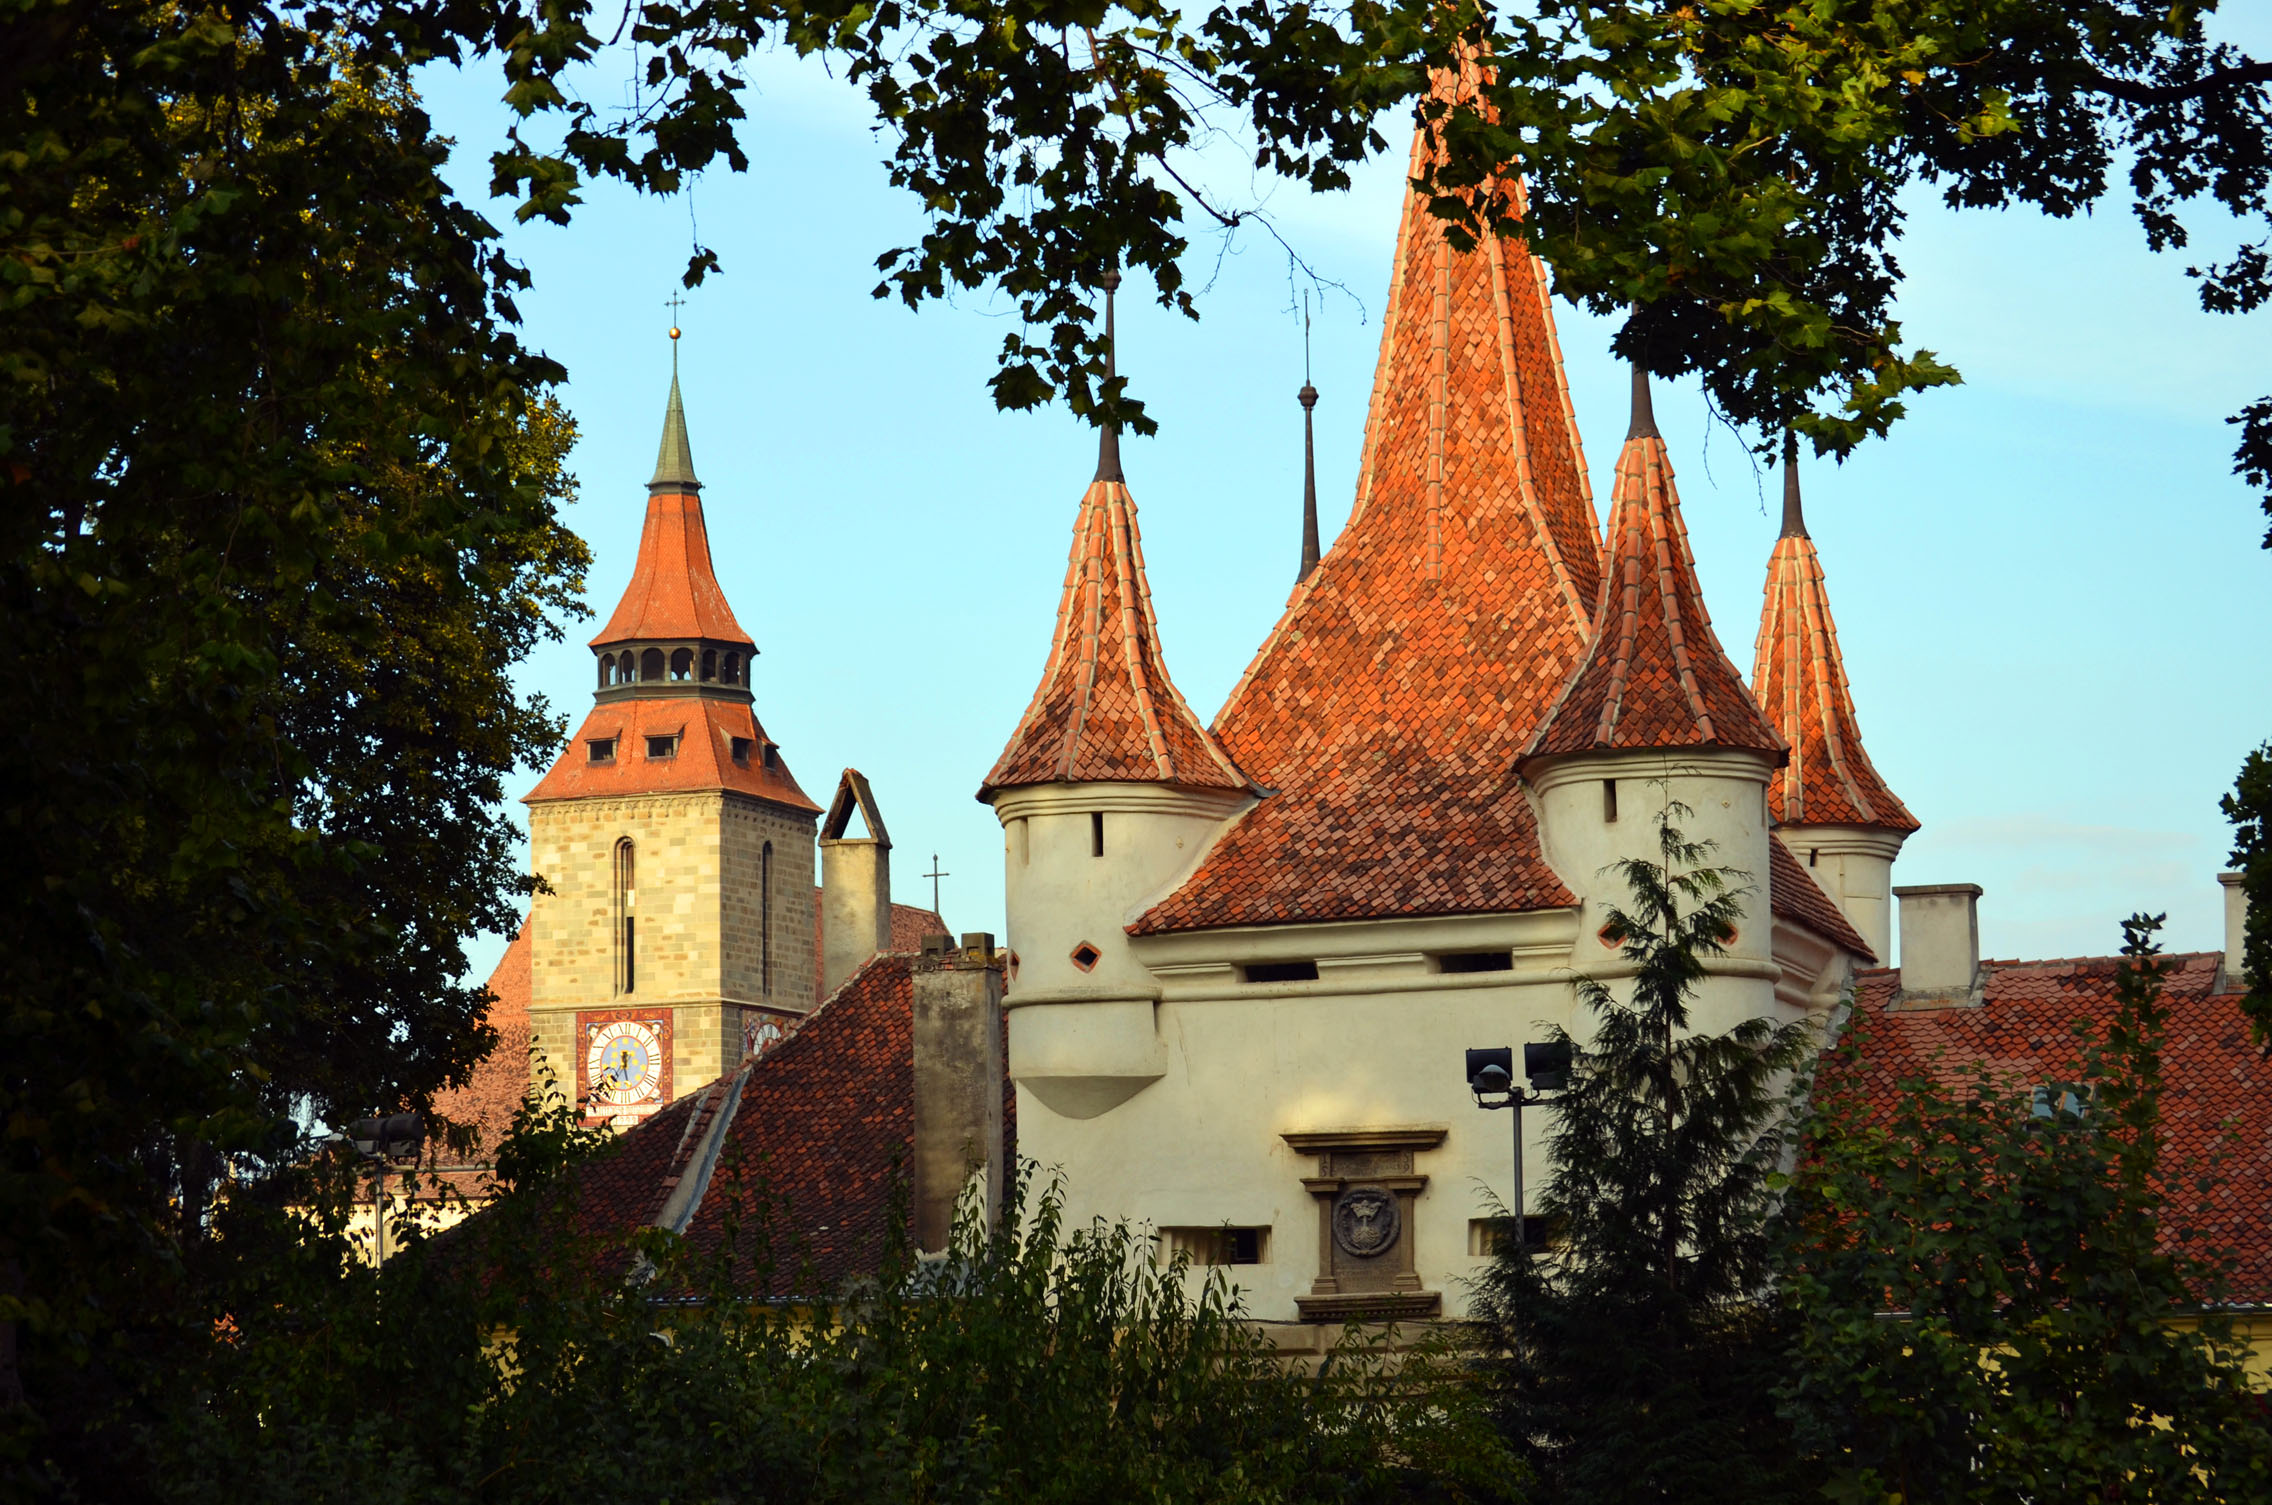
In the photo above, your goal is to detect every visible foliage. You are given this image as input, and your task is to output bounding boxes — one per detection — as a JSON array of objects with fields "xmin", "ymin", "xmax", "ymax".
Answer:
[
  {"xmin": 2224, "ymin": 742, "xmax": 2272, "ymax": 1040},
  {"xmin": 0, "ymin": 3, "xmax": 587, "ymax": 1462},
  {"xmin": 121, "ymin": 1079, "xmax": 1506, "ymax": 1504},
  {"xmin": 1782, "ymin": 915, "xmax": 2272, "ymax": 1504},
  {"xmin": 1472, "ymin": 807, "xmax": 1817, "ymax": 1505}
]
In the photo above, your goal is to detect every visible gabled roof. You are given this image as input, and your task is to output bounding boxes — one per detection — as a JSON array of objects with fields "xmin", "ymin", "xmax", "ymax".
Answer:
[
  {"xmin": 1750, "ymin": 458, "xmax": 1918, "ymax": 832},
  {"xmin": 1524, "ymin": 373, "xmax": 1784, "ymax": 763},
  {"xmin": 591, "ymin": 371, "xmax": 753, "ymax": 649},
  {"xmin": 1130, "ymin": 127, "xmax": 1601, "ymax": 935},
  {"xmin": 525, "ymin": 697, "xmax": 818, "ymax": 812},
  {"xmin": 429, "ymin": 921, "xmax": 533, "ymax": 1168},
  {"xmin": 980, "ymin": 472, "xmax": 1248, "ymax": 797},
  {"xmin": 1821, "ymin": 953, "xmax": 2267, "ymax": 1300}
]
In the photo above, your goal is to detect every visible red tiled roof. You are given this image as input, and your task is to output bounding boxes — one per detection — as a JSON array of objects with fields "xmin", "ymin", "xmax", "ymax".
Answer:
[
  {"xmin": 982, "ymin": 476, "xmax": 1247, "ymax": 796},
  {"xmin": 809, "ymin": 894, "xmax": 949, "ymax": 1005},
  {"xmin": 430, "ymin": 920, "xmax": 533, "ymax": 1167},
  {"xmin": 1526, "ymin": 387, "xmax": 1785, "ymax": 762},
  {"xmin": 569, "ymin": 952, "xmax": 925, "ymax": 1293},
  {"xmin": 1768, "ymin": 835, "xmax": 1875, "ymax": 964},
  {"xmin": 524, "ymin": 697, "xmax": 818, "ymax": 812},
  {"xmin": 590, "ymin": 489, "xmax": 754, "ymax": 648},
  {"xmin": 1752, "ymin": 527, "xmax": 1918, "ymax": 832},
  {"xmin": 1129, "ymin": 126, "xmax": 1601, "ymax": 935},
  {"xmin": 1820, "ymin": 953, "xmax": 2270, "ymax": 1301}
]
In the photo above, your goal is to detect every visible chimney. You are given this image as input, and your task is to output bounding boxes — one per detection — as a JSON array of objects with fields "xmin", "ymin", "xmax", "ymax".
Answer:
[
  {"xmin": 819, "ymin": 769, "xmax": 892, "ymax": 999},
  {"xmin": 2222, "ymin": 871, "xmax": 2249, "ymax": 987},
  {"xmin": 1894, "ymin": 883, "xmax": 1982, "ymax": 1006},
  {"xmin": 910, "ymin": 932, "xmax": 1006, "ymax": 1252}
]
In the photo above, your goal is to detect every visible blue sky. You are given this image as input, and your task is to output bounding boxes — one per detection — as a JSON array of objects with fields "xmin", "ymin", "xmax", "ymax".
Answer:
[{"xmin": 418, "ymin": 41, "xmax": 2271, "ymax": 987}]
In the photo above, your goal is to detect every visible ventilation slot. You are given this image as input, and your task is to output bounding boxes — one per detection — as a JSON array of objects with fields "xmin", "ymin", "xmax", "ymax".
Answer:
[
  {"xmin": 1437, "ymin": 950, "xmax": 1513, "ymax": 974},
  {"xmin": 1241, "ymin": 960, "xmax": 1318, "ymax": 984},
  {"xmin": 1070, "ymin": 942, "xmax": 1102, "ymax": 973}
]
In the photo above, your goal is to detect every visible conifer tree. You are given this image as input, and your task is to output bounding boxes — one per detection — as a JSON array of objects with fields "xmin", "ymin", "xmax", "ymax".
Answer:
[{"xmin": 1473, "ymin": 806, "xmax": 1816, "ymax": 1505}]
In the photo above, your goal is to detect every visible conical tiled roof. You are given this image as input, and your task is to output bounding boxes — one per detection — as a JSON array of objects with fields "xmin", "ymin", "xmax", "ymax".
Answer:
[
  {"xmin": 1750, "ymin": 454, "xmax": 1917, "ymax": 831},
  {"xmin": 1131, "ymin": 113, "xmax": 1603, "ymax": 935},
  {"xmin": 591, "ymin": 372, "xmax": 753, "ymax": 649},
  {"xmin": 980, "ymin": 470, "xmax": 1248, "ymax": 795},
  {"xmin": 1524, "ymin": 370, "xmax": 1784, "ymax": 762}
]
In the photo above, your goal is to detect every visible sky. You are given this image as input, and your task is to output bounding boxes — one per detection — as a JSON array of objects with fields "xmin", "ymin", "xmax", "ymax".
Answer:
[{"xmin": 417, "ymin": 37, "xmax": 2271, "ymax": 988}]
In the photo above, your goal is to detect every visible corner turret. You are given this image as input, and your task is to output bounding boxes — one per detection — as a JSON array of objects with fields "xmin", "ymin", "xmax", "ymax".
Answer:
[
  {"xmin": 1521, "ymin": 368, "xmax": 1790, "ymax": 1027},
  {"xmin": 979, "ymin": 273, "xmax": 1253, "ymax": 1119},
  {"xmin": 1750, "ymin": 441, "xmax": 1918, "ymax": 962}
]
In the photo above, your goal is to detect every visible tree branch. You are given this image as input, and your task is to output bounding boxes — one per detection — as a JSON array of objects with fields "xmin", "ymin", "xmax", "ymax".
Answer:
[{"xmin": 2081, "ymin": 60, "xmax": 2272, "ymax": 107}]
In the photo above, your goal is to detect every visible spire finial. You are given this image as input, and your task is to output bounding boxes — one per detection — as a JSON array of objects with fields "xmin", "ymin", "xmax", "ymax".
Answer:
[
  {"xmin": 1780, "ymin": 430, "xmax": 1808, "ymax": 539},
  {"xmin": 1297, "ymin": 294, "xmax": 1321, "ymax": 583},
  {"xmin": 1095, "ymin": 268, "xmax": 1124, "ymax": 484},
  {"xmin": 650, "ymin": 302, "xmax": 701, "ymax": 495},
  {"xmin": 1626, "ymin": 361, "xmax": 1659, "ymax": 441}
]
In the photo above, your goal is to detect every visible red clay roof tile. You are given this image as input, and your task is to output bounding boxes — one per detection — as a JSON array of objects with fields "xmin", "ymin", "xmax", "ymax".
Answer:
[
  {"xmin": 1130, "ymin": 127, "xmax": 1600, "ymax": 935},
  {"xmin": 1751, "ymin": 499, "xmax": 1918, "ymax": 832},
  {"xmin": 1768, "ymin": 835, "xmax": 1875, "ymax": 964},
  {"xmin": 524, "ymin": 697, "xmax": 818, "ymax": 811},
  {"xmin": 590, "ymin": 490, "xmax": 754, "ymax": 649},
  {"xmin": 982, "ymin": 476, "xmax": 1247, "ymax": 796},
  {"xmin": 430, "ymin": 921, "xmax": 533, "ymax": 1167},
  {"xmin": 1526, "ymin": 383, "xmax": 1785, "ymax": 762},
  {"xmin": 1822, "ymin": 953, "xmax": 2271, "ymax": 1301}
]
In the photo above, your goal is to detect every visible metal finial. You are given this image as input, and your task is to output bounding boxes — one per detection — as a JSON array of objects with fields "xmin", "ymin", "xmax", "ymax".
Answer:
[
  {"xmin": 1781, "ymin": 430, "xmax": 1808, "ymax": 539},
  {"xmin": 1095, "ymin": 268, "xmax": 1124, "ymax": 484},
  {"xmin": 649, "ymin": 316, "xmax": 701, "ymax": 495},
  {"xmin": 1626, "ymin": 363, "xmax": 1659, "ymax": 441}
]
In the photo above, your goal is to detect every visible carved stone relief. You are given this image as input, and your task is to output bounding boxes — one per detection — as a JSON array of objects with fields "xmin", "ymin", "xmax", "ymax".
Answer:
[{"xmin": 1280, "ymin": 1127, "xmax": 1446, "ymax": 1323}]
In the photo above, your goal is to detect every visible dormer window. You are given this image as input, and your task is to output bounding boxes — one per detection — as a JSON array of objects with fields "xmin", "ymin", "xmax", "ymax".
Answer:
[
  {"xmin": 587, "ymin": 737, "xmax": 617, "ymax": 764},
  {"xmin": 730, "ymin": 736, "xmax": 754, "ymax": 766},
  {"xmin": 646, "ymin": 734, "xmax": 680, "ymax": 760},
  {"xmin": 761, "ymin": 742, "xmax": 779, "ymax": 769}
]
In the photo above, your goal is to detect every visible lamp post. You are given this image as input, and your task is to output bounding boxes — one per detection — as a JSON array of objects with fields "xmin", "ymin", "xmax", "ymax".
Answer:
[
  {"xmin": 341, "ymin": 1112, "xmax": 425, "ymax": 1267},
  {"xmin": 1465, "ymin": 1043, "xmax": 1572, "ymax": 1253}
]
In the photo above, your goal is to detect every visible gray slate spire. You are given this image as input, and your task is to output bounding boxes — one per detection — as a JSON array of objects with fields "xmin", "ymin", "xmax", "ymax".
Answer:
[
  {"xmin": 649, "ymin": 343, "xmax": 702, "ymax": 495},
  {"xmin": 1780, "ymin": 432, "xmax": 1809, "ymax": 539},
  {"xmin": 1626, "ymin": 362, "xmax": 1659, "ymax": 441},
  {"xmin": 1095, "ymin": 269, "xmax": 1124, "ymax": 484},
  {"xmin": 1297, "ymin": 382, "xmax": 1321, "ymax": 583}
]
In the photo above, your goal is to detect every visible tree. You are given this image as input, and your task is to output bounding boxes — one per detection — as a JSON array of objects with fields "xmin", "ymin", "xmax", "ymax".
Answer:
[
  {"xmin": 2223, "ymin": 743, "xmax": 2272, "ymax": 1040},
  {"xmin": 132, "ymin": 1087, "xmax": 1504, "ymax": 1505},
  {"xmin": 1782, "ymin": 915, "xmax": 2272, "ymax": 1503},
  {"xmin": 0, "ymin": 8, "xmax": 587, "ymax": 1461},
  {"xmin": 1473, "ymin": 809, "xmax": 1817, "ymax": 1505}
]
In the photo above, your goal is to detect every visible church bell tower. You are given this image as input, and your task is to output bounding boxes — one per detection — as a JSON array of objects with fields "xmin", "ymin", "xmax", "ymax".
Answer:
[{"xmin": 523, "ymin": 338, "xmax": 820, "ymax": 1127}]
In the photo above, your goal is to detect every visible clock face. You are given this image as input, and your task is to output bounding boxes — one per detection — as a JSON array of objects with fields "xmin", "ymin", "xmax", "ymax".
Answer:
[{"xmin": 585, "ymin": 1018, "xmax": 665, "ymax": 1109}]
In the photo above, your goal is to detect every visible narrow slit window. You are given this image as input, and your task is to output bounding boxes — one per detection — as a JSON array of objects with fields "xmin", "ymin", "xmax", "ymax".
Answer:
[
  {"xmin": 1437, "ymin": 950, "xmax": 1513, "ymax": 974},
  {"xmin": 761, "ymin": 840, "xmax": 774, "ymax": 997},
  {"xmin": 1603, "ymin": 779, "xmax": 1619, "ymax": 823},
  {"xmin": 613, "ymin": 838, "xmax": 636, "ymax": 995},
  {"xmin": 1090, "ymin": 811, "xmax": 1105, "ymax": 857},
  {"xmin": 1242, "ymin": 960, "xmax": 1318, "ymax": 984}
]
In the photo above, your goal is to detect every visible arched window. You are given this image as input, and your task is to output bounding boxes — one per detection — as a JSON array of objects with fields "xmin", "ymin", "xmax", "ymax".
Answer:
[
  {"xmin": 640, "ymin": 647, "xmax": 665, "ymax": 682},
  {"xmin": 670, "ymin": 647, "xmax": 693, "ymax": 681},
  {"xmin": 598, "ymin": 654, "xmax": 613, "ymax": 688},
  {"xmin": 722, "ymin": 651, "xmax": 741, "ymax": 686},
  {"xmin": 613, "ymin": 838, "xmax": 637, "ymax": 995},
  {"xmin": 761, "ymin": 840, "xmax": 773, "ymax": 998},
  {"xmin": 701, "ymin": 648, "xmax": 717, "ymax": 682}
]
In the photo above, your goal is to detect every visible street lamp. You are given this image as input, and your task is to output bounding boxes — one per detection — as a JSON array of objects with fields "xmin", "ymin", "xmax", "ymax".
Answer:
[
  {"xmin": 340, "ymin": 1112, "xmax": 424, "ymax": 1266},
  {"xmin": 1465, "ymin": 1043, "xmax": 1571, "ymax": 1253}
]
